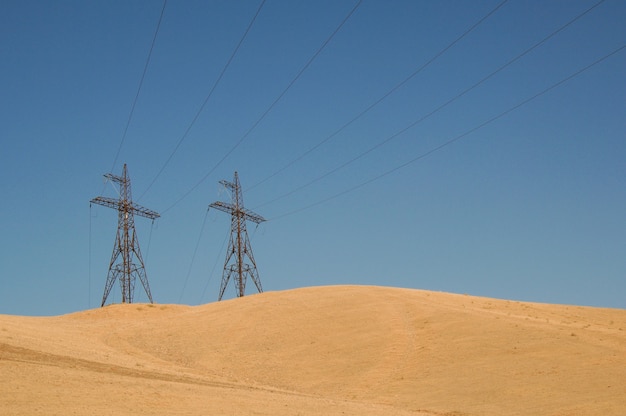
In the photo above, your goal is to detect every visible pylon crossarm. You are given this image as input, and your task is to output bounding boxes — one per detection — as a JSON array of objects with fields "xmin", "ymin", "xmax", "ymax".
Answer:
[
  {"xmin": 90, "ymin": 196, "xmax": 121, "ymax": 210},
  {"xmin": 90, "ymin": 197, "xmax": 160, "ymax": 220},
  {"xmin": 209, "ymin": 201, "xmax": 266, "ymax": 224},
  {"xmin": 218, "ymin": 179, "xmax": 236, "ymax": 190},
  {"xmin": 208, "ymin": 201, "xmax": 231, "ymax": 214},
  {"xmin": 103, "ymin": 172, "xmax": 124, "ymax": 185},
  {"xmin": 131, "ymin": 203, "xmax": 160, "ymax": 220}
]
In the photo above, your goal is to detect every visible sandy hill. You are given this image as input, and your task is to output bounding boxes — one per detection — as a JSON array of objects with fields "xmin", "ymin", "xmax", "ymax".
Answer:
[{"xmin": 1, "ymin": 285, "xmax": 625, "ymax": 415}]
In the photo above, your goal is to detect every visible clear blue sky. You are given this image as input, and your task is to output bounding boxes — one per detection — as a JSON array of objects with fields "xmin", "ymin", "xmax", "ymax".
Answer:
[{"xmin": 1, "ymin": 0, "xmax": 624, "ymax": 316}]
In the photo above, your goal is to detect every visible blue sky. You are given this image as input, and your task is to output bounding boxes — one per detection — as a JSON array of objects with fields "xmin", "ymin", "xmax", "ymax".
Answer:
[{"xmin": 1, "ymin": 0, "xmax": 624, "ymax": 316}]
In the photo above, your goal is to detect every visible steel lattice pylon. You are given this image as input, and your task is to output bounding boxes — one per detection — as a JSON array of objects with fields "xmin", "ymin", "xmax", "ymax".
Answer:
[
  {"xmin": 91, "ymin": 164, "xmax": 160, "ymax": 306},
  {"xmin": 209, "ymin": 171, "xmax": 266, "ymax": 301}
]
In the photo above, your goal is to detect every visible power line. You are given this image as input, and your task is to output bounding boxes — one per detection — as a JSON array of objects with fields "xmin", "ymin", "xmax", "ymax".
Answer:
[
  {"xmin": 160, "ymin": 0, "xmax": 363, "ymax": 214},
  {"xmin": 199, "ymin": 227, "xmax": 230, "ymax": 304},
  {"xmin": 138, "ymin": 0, "xmax": 267, "ymax": 202},
  {"xmin": 88, "ymin": 204, "xmax": 93, "ymax": 309},
  {"xmin": 246, "ymin": 0, "xmax": 509, "ymax": 192},
  {"xmin": 253, "ymin": 0, "xmax": 607, "ymax": 211},
  {"xmin": 110, "ymin": 0, "xmax": 168, "ymax": 174},
  {"xmin": 269, "ymin": 43, "xmax": 625, "ymax": 221},
  {"xmin": 178, "ymin": 209, "xmax": 210, "ymax": 303}
]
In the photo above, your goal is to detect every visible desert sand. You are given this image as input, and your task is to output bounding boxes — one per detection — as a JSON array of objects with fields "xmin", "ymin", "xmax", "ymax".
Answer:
[{"xmin": 1, "ymin": 285, "xmax": 625, "ymax": 415}]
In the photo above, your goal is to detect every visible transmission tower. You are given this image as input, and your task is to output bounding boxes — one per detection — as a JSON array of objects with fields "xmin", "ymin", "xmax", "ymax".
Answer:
[
  {"xmin": 90, "ymin": 163, "xmax": 160, "ymax": 307},
  {"xmin": 209, "ymin": 171, "xmax": 266, "ymax": 301}
]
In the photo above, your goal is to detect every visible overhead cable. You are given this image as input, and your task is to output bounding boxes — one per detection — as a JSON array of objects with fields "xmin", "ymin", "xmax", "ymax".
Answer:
[
  {"xmin": 110, "ymin": 0, "xmax": 168, "ymax": 174},
  {"xmin": 199, "ymin": 230, "xmax": 230, "ymax": 303},
  {"xmin": 179, "ymin": 209, "xmax": 210, "ymax": 303},
  {"xmin": 253, "ymin": 0, "xmax": 606, "ymax": 210},
  {"xmin": 139, "ymin": 0, "xmax": 267, "ymax": 201},
  {"xmin": 246, "ymin": 0, "xmax": 509, "ymax": 192},
  {"xmin": 161, "ymin": 0, "xmax": 363, "ymax": 214},
  {"xmin": 269, "ymin": 44, "xmax": 625, "ymax": 221}
]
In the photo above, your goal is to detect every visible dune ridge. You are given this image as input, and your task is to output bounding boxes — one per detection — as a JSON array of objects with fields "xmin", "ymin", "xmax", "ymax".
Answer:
[{"xmin": 1, "ymin": 285, "xmax": 625, "ymax": 415}]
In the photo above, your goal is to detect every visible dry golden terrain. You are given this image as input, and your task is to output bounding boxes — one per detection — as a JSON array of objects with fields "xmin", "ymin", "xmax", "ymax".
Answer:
[{"xmin": 1, "ymin": 285, "xmax": 625, "ymax": 415}]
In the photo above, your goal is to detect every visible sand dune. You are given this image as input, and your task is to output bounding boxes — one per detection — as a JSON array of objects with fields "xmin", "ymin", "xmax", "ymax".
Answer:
[{"xmin": 1, "ymin": 285, "xmax": 625, "ymax": 415}]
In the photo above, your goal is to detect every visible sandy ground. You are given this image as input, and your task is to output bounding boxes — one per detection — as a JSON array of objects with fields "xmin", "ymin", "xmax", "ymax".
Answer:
[{"xmin": 1, "ymin": 285, "xmax": 625, "ymax": 415}]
